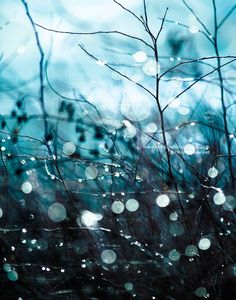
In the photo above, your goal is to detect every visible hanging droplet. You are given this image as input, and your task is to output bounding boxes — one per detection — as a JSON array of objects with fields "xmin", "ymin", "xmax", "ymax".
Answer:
[
  {"xmin": 111, "ymin": 201, "xmax": 124, "ymax": 214},
  {"xmin": 156, "ymin": 195, "xmax": 170, "ymax": 207},
  {"xmin": 101, "ymin": 249, "xmax": 117, "ymax": 264},
  {"xmin": 125, "ymin": 199, "xmax": 139, "ymax": 212},
  {"xmin": 48, "ymin": 203, "xmax": 66, "ymax": 222},
  {"xmin": 213, "ymin": 192, "xmax": 226, "ymax": 205},
  {"xmin": 63, "ymin": 141, "xmax": 76, "ymax": 156},
  {"xmin": 198, "ymin": 238, "xmax": 211, "ymax": 250},
  {"xmin": 132, "ymin": 51, "xmax": 147, "ymax": 63},
  {"xmin": 21, "ymin": 181, "xmax": 32, "ymax": 194}
]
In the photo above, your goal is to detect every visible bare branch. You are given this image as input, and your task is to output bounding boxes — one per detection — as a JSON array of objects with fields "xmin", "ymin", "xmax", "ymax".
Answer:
[
  {"xmin": 162, "ymin": 18, "xmax": 214, "ymax": 44},
  {"xmin": 218, "ymin": 4, "xmax": 236, "ymax": 29},
  {"xmin": 21, "ymin": 0, "xmax": 49, "ymax": 137},
  {"xmin": 156, "ymin": 7, "xmax": 169, "ymax": 41},
  {"xmin": 35, "ymin": 22, "xmax": 154, "ymax": 50},
  {"xmin": 113, "ymin": 0, "xmax": 143, "ymax": 24},
  {"xmin": 181, "ymin": 0, "xmax": 212, "ymax": 36},
  {"xmin": 160, "ymin": 55, "xmax": 236, "ymax": 79},
  {"xmin": 78, "ymin": 44, "xmax": 156, "ymax": 99},
  {"xmin": 162, "ymin": 58, "xmax": 236, "ymax": 111}
]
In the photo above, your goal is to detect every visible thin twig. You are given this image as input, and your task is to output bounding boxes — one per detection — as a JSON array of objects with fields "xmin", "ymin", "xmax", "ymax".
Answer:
[
  {"xmin": 78, "ymin": 44, "xmax": 156, "ymax": 99},
  {"xmin": 218, "ymin": 4, "xmax": 236, "ymax": 29},
  {"xmin": 162, "ymin": 58, "xmax": 236, "ymax": 111},
  {"xmin": 35, "ymin": 22, "xmax": 154, "ymax": 50}
]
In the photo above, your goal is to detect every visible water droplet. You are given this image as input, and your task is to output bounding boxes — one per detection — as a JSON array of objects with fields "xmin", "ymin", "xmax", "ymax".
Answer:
[
  {"xmin": 195, "ymin": 287, "xmax": 207, "ymax": 298},
  {"xmin": 189, "ymin": 25, "xmax": 199, "ymax": 34},
  {"xmin": 101, "ymin": 249, "xmax": 117, "ymax": 264},
  {"xmin": 213, "ymin": 192, "xmax": 226, "ymax": 205},
  {"xmin": 63, "ymin": 142, "xmax": 76, "ymax": 156},
  {"xmin": 3, "ymin": 263, "xmax": 11, "ymax": 272},
  {"xmin": 178, "ymin": 106, "xmax": 190, "ymax": 115},
  {"xmin": 169, "ymin": 222, "xmax": 184, "ymax": 236},
  {"xmin": 223, "ymin": 195, "xmax": 236, "ymax": 211},
  {"xmin": 79, "ymin": 210, "xmax": 102, "ymax": 227},
  {"xmin": 48, "ymin": 203, "xmax": 66, "ymax": 222},
  {"xmin": 132, "ymin": 51, "xmax": 147, "ymax": 63},
  {"xmin": 208, "ymin": 167, "xmax": 218, "ymax": 178},
  {"xmin": 124, "ymin": 124, "xmax": 137, "ymax": 139},
  {"xmin": 21, "ymin": 181, "xmax": 32, "ymax": 194},
  {"xmin": 125, "ymin": 199, "xmax": 139, "ymax": 212},
  {"xmin": 184, "ymin": 144, "xmax": 195, "ymax": 155},
  {"xmin": 156, "ymin": 195, "xmax": 170, "ymax": 207},
  {"xmin": 143, "ymin": 60, "xmax": 160, "ymax": 76},
  {"xmin": 198, "ymin": 238, "xmax": 211, "ymax": 250},
  {"xmin": 85, "ymin": 165, "xmax": 98, "ymax": 179},
  {"xmin": 168, "ymin": 249, "xmax": 181, "ymax": 261},
  {"xmin": 170, "ymin": 212, "xmax": 178, "ymax": 221},
  {"xmin": 145, "ymin": 123, "xmax": 157, "ymax": 133},
  {"xmin": 7, "ymin": 270, "xmax": 18, "ymax": 281},
  {"xmin": 185, "ymin": 245, "xmax": 198, "ymax": 257},
  {"xmin": 124, "ymin": 282, "xmax": 134, "ymax": 291},
  {"xmin": 111, "ymin": 201, "xmax": 124, "ymax": 214}
]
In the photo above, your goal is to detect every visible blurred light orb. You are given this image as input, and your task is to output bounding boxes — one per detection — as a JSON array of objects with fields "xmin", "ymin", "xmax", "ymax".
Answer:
[
  {"xmin": 198, "ymin": 238, "xmax": 211, "ymax": 250},
  {"xmin": 7, "ymin": 270, "xmax": 18, "ymax": 281},
  {"xmin": 168, "ymin": 249, "xmax": 181, "ymax": 261},
  {"xmin": 185, "ymin": 245, "xmax": 198, "ymax": 257},
  {"xmin": 72, "ymin": 240, "xmax": 88, "ymax": 254},
  {"xmin": 189, "ymin": 25, "xmax": 199, "ymax": 34},
  {"xmin": 80, "ymin": 210, "xmax": 102, "ymax": 227},
  {"xmin": 130, "ymin": 73, "xmax": 144, "ymax": 83},
  {"xmin": 36, "ymin": 238, "xmax": 48, "ymax": 251},
  {"xmin": 143, "ymin": 59, "xmax": 160, "ymax": 76},
  {"xmin": 184, "ymin": 144, "xmax": 196, "ymax": 155},
  {"xmin": 111, "ymin": 201, "xmax": 124, "ymax": 214},
  {"xmin": 85, "ymin": 165, "xmax": 98, "ymax": 180},
  {"xmin": 0, "ymin": 207, "xmax": 3, "ymax": 218},
  {"xmin": 217, "ymin": 161, "xmax": 225, "ymax": 172},
  {"xmin": 223, "ymin": 195, "xmax": 236, "ymax": 211},
  {"xmin": 195, "ymin": 287, "xmax": 207, "ymax": 298},
  {"xmin": 225, "ymin": 70, "xmax": 236, "ymax": 86},
  {"xmin": 178, "ymin": 106, "xmax": 190, "ymax": 115},
  {"xmin": 120, "ymin": 84, "xmax": 152, "ymax": 121},
  {"xmin": 126, "ymin": 199, "xmax": 139, "ymax": 212},
  {"xmin": 169, "ymin": 222, "xmax": 184, "ymax": 236},
  {"xmin": 169, "ymin": 98, "xmax": 181, "ymax": 108},
  {"xmin": 48, "ymin": 203, "xmax": 66, "ymax": 222},
  {"xmin": 124, "ymin": 282, "xmax": 134, "ymax": 291},
  {"xmin": 101, "ymin": 249, "xmax": 117, "ymax": 264},
  {"xmin": 17, "ymin": 45, "xmax": 26, "ymax": 54},
  {"xmin": 124, "ymin": 124, "xmax": 137, "ymax": 138},
  {"xmin": 208, "ymin": 167, "xmax": 218, "ymax": 178},
  {"xmin": 21, "ymin": 181, "xmax": 32, "ymax": 194},
  {"xmin": 156, "ymin": 194, "xmax": 170, "ymax": 207},
  {"xmin": 145, "ymin": 122, "xmax": 157, "ymax": 133},
  {"xmin": 3, "ymin": 263, "xmax": 11, "ymax": 272},
  {"xmin": 63, "ymin": 142, "xmax": 76, "ymax": 156},
  {"xmin": 120, "ymin": 98, "xmax": 150, "ymax": 121},
  {"xmin": 170, "ymin": 212, "xmax": 178, "ymax": 221},
  {"xmin": 132, "ymin": 51, "xmax": 147, "ymax": 63},
  {"xmin": 213, "ymin": 192, "xmax": 226, "ymax": 205}
]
